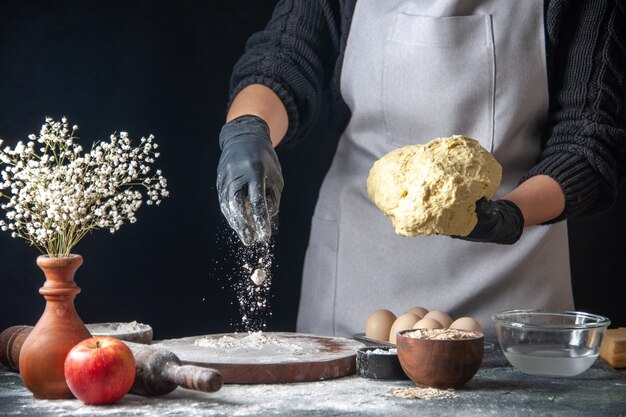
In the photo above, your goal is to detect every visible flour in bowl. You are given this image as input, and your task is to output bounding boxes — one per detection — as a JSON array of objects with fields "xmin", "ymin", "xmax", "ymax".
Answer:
[
  {"xmin": 115, "ymin": 321, "xmax": 143, "ymax": 333},
  {"xmin": 87, "ymin": 321, "xmax": 143, "ymax": 335}
]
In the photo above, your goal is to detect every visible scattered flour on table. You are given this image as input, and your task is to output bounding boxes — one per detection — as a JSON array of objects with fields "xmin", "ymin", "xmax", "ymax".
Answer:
[
  {"xmin": 194, "ymin": 331, "xmax": 304, "ymax": 353},
  {"xmin": 6, "ymin": 366, "xmax": 462, "ymax": 416},
  {"xmin": 384, "ymin": 386, "xmax": 458, "ymax": 400}
]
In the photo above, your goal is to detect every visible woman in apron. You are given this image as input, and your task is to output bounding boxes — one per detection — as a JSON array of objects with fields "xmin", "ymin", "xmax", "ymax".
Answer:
[{"xmin": 217, "ymin": 1, "xmax": 625, "ymax": 338}]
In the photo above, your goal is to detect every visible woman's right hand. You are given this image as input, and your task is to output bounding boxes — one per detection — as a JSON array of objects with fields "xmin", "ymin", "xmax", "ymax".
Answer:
[{"xmin": 216, "ymin": 115, "xmax": 283, "ymax": 246}]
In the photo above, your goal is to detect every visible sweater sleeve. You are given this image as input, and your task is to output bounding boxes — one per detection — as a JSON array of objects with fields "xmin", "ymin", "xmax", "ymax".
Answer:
[
  {"xmin": 522, "ymin": 0, "xmax": 626, "ymax": 222},
  {"xmin": 227, "ymin": 0, "xmax": 342, "ymax": 145}
]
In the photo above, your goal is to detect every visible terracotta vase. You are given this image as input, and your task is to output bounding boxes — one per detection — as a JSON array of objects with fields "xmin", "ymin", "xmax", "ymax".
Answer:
[{"xmin": 19, "ymin": 254, "xmax": 92, "ymax": 399}]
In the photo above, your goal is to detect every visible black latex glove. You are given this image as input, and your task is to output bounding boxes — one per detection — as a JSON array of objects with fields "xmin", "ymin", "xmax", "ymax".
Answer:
[
  {"xmin": 216, "ymin": 115, "xmax": 283, "ymax": 246},
  {"xmin": 455, "ymin": 198, "xmax": 524, "ymax": 245}
]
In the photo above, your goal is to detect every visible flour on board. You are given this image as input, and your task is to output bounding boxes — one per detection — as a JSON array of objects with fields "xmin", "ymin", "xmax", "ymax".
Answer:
[{"xmin": 194, "ymin": 331, "xmax": 305, "ymax": 353}]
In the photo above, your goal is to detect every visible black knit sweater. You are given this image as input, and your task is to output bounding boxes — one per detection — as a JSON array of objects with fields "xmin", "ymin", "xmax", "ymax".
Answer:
[{"xmin": 229, "ymin": 0, "xmax": 626, "ymax": 221}]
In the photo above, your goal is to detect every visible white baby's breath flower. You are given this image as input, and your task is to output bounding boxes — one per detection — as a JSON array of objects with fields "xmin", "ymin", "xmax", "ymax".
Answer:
[{"xmin": 0, "ymin": 117, "xmax": 169, "ymax": 257}]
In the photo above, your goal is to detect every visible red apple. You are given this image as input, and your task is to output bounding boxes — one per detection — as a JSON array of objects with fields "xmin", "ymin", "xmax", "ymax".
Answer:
[{"xmin": 64, "ymin": 336, "xmax": 136, "ymax": 405}]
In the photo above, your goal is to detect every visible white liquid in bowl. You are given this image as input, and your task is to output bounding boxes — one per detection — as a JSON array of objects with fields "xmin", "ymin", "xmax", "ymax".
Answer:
[{"xmin": 503, "ymin": 345, "xmax": 598, "ymax": 377}]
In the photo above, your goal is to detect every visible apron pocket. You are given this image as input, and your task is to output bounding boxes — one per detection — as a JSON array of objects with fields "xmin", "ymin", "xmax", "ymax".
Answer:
[
  {"xmin": 383, "ymin": 13, "xmax": 495, "ymax": 150},
  {"xmin": 297, "ymin": 217, "xmax": 339, "ymax": 335}
]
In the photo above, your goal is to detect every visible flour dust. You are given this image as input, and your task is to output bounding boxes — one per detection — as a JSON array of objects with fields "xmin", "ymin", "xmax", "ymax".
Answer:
[
  {"xmin": 213, "ymin": 219, "xmax": 277, "ymax": 332},
  {"xmin": 233, "ymin": 240, "xmax": 274, "ymax": 331}
]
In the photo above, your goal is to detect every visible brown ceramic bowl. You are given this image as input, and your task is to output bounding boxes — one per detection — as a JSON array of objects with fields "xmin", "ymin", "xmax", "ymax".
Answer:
[{"xmin": 396, "ymin": 328, "xmax": 484, "ymax": 388}]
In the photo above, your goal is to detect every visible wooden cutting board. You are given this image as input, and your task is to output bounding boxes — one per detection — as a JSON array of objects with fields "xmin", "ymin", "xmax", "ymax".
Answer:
[{"xmin": 153, "ymin": 332, "xmax": 363, "ymax": 384}]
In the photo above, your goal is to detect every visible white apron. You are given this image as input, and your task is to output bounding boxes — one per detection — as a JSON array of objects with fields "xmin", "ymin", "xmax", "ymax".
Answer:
[{"xmin": 297, "ymin": 0, "xmax": 574, "ymax": 340}]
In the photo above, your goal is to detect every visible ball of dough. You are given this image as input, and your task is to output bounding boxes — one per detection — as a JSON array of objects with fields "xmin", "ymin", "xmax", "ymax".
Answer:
[{"xmin": 367, "ymin": 135, "xmax": 502, "ymax": 236}]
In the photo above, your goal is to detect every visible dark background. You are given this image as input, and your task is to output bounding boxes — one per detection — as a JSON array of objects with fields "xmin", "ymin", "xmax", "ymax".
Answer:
[{"xmin": 0, "ymin": 0, "xmax": 624, "ymax": 340}]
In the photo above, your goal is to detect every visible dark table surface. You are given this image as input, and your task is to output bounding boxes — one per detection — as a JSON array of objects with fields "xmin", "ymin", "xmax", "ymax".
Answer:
[{"xmin": 1, "ymin": 345, "xmax": 625, "ymax": 417}]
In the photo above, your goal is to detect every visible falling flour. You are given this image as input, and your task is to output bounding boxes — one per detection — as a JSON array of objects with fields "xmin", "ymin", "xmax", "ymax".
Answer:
[
  {"xmin": 215, "ymin": 218, "xmax": 278, "ymax": 332},
  {"xmin": 237, "ymin": 242, "xmax": 274, "ymax": 331}
]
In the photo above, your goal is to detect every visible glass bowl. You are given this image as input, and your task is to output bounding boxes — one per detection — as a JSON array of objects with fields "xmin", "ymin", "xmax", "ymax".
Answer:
[{"xmin": 492, "ymin": 310, "xmax": 610, "ymax": 377}]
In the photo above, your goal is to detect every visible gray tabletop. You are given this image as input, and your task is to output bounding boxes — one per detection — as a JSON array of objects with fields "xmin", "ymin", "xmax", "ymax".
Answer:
[{"xmin": 1, "ymin": 347, "xmax": 625, "ymax": 417}]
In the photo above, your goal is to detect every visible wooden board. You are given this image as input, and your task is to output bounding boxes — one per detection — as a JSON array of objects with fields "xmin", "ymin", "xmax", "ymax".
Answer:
[{"xmin": 153, "ymin": 332, "xmax": 363, "ymax": 384}]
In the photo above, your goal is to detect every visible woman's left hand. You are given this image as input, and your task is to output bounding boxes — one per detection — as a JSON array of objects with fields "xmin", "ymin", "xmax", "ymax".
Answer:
[{"xmin": 455, "ymin": 198, "xmax": 524, "ymax": 244}]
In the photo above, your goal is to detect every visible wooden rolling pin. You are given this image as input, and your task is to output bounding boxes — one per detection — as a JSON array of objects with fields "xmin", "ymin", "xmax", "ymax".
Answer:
[
  {"xmin": 124, "ymin": 341, "xmax": 223, "ymax": 395},
  {"xmin": 0, "ymin": 326, "xmax": 223, "ymax": 396},
  {"xmin": 0, "ymin": 326, "xmax": 30, "ymax": 372}
]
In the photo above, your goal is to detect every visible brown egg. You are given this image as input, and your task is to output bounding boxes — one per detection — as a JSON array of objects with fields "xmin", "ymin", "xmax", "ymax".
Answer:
[
  {"xmin": 389, "ymin": 313, "xmax": 420, "ymax": 344},
  {"xmin": 449, "ymin": 317, "xmax": 483, "ymax": 333},
  {"xmin": 365, "ymin": 309, "xmax": 397, "ymax": 341},
  {"xmin": 403, "ymin": 306, "xmax": 429, "ymax": 319},
  {"xmin": 423, "ymin": 311, "xmax": 453, "ymax": 328},
  {"xmin": 412, "ymin": 317, "xmax": 444, "ymax": 330}
]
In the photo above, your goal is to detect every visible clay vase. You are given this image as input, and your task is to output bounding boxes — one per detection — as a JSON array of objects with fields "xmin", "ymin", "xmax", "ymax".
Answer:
[{"xmin": 19, "ymin": 254, "xmax": 92, "ymax": 399}]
